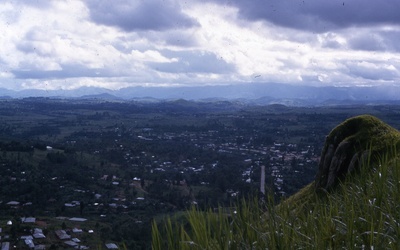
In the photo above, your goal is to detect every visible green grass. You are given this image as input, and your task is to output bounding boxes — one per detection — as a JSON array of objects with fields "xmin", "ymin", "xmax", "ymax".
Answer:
[
  {"xmin": 152, "ymin": 153, "xmax": 400, "ymax": 249},
  {"xmin": 152, "ymin": 115, "xmax": 400, "ymax": 249}
]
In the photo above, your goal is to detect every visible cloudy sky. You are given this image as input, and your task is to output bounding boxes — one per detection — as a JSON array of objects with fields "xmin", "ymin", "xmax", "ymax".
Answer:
[{"xmin": 1, "ymin": 0, "xmax": 400, "ymax": 91}]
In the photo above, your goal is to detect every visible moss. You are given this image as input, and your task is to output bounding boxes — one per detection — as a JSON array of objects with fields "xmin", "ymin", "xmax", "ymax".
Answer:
[
  {"xmin": 283, "ymin": 115, "xmax": 400, "ymax": 211},
  {"xmin": 325, "ymin": 114, "xmax": 400, "ymax": 155}
]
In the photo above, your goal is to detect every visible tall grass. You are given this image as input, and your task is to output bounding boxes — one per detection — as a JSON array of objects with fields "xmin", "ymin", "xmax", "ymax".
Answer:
[{"xmin": 152, "ymin": 151, "xmax": 400, "ymax": 249}]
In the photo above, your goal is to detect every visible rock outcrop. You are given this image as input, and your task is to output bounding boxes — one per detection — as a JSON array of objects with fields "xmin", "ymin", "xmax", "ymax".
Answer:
[{"xmin": 315, "ymin": 115, "xmax": 400, "ymax": 191}]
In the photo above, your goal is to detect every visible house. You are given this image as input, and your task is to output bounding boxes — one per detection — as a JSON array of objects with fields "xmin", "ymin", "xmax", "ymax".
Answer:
[
  {"xmin": 69, "ymin": 217, "xmax": 87, "ymax": 222},
  {"xmin": 24, "ymin": 239, "xmax": 34, "ymax": 248},
  {"xmin": 72, "ymin": 228, "xmax": 83, "ymax": 233},
  {"xmin": 21, "ymin": 217, "xmax": 36, "ymax": 223},
  {"xmin": 33, "ymin": 233, "xmax": 45, "ymax": 239},
  {"xmin": 64, "ymin": 203, "xmax": 76, "ymax": 207},
  {"xmin": 6, "ymin": 201, "xmax": 19, "ymax": 206},
  {"xmin": 33, "ymin": 228, "xmax": 45, "ymax": 239},
  {"xmin": 64, "ymin": 240, "xmax": 78, "ymax": 248},
  {"xmin": 109, "ymin": 203, "xmax": 118, "ymax": 208},
  {"xmin": 105, "ymin": 243, "xmax": 119, "ymax": 249},
  {"xmin": 20, "ymin": 235, "xmax": 33, "ymax": 241},
  {"xmin": 55, "ymin": 230, "xmax": 71, "ymax": 240},
  {"xmin": 1, "ymin": 242, "xmax": 10, "ymax": 250},
  {"xmin": 65, "ymin": 201, "xmax": 81, "ymax": 207}
]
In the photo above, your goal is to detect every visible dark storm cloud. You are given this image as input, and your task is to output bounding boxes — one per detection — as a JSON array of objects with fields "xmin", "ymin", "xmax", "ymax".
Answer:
[
  {"xmin": 150, "ymin": 50, "xmax": 235, "ymax": 74},
  {"xmin": 213, "ymin": 0, "xmax": 400, "ymax": 32},
  {"xmin": 86, "ymin": 0, "xmax": 198, "ymax": 31},
  {"xmin": 12, "ymin": 64, "xmax": 121, "ymax": 79},
  {"xmin": 348, "ymin": 30, "xmax": 400, "ymax": 52},
  {"xmin": 348, "ymin": 34, "xmax": 386, "ymax": 52},
  {"xmin": 345, "ymin": 61, "xmax": 399, "ymax": 81}
]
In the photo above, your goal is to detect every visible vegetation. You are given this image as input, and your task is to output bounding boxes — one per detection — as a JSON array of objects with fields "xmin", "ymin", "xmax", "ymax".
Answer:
[
  {"xmin": 323, "ymin": 114, "xmax": 400, "ymax": 163},
  {"xmin": 153, "ymin": 157, "xmax": 400, "ymax": 249},
  {"xmin": 1, "ymin": 99, "xmax": 400, "ymax": 248},
  {"xmin": 152, "ymin": 116, "xmax": 400, "ymax": 249}
]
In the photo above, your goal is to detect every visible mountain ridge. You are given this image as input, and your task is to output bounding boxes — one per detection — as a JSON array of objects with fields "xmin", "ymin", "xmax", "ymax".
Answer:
[{"xmin": 2, "ymin": 83, "xmax": 400, "ymax": 106}]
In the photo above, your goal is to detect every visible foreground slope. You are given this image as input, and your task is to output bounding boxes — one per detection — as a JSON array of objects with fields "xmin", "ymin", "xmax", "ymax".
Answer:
[
  {"xmin": 285, "ymin": 114, "xmax": 400, "ymax": 210},
  {"xmin": 153, "ymin": 115, "xmax": 400, "ymax": 249}
]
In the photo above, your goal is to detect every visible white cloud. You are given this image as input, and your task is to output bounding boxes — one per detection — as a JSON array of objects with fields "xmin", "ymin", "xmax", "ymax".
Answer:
[
  {"xmin": 130, "ymin": 50, "xmax": 177, "ymax": 63},
  {"xmin": 0, "ymin": 0, "xmax": 399, "ymax": 91}
]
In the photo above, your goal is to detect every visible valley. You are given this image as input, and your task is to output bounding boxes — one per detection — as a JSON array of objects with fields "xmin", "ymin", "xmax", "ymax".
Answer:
[{"xmin": 0, "ymin": 98, "xmax": 400, "ymax": 249}]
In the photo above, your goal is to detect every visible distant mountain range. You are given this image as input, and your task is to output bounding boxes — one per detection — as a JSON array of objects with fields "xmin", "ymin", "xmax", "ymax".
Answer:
[{"xmin": 1, "ymin": 83, "xmax": 400, "ymax": 106}]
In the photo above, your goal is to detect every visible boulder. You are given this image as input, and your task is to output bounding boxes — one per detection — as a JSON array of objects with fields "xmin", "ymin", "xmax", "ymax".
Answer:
[{"xmin": 315, "ymin": 115, "xmax": 400, "ymax": 190}]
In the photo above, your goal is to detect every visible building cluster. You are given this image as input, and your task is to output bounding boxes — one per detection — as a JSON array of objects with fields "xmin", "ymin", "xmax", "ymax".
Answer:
[
  {"xmin": 105, "ymin": 125, "xmax": 319, "ymax": 199},
  {"xmin": 0, "ymin": 215, "xmax": 119, "ymax": 249}
]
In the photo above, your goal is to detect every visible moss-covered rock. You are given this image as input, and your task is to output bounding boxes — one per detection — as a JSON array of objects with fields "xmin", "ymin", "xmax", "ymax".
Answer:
[{"xmin": 315, "ymin": 115, "xmax": 400, "ymax": 190}]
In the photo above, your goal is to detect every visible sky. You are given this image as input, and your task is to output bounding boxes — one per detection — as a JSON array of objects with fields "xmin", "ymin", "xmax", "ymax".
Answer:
[{"xmin": 1, "ymin": 0, "xmax": 400, "ymax": 91}]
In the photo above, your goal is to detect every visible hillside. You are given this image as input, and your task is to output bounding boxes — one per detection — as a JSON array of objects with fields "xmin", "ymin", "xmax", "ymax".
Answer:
[{"xmin": 152, "ymin": 115, "xmax": 400, "ymax": 249}]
